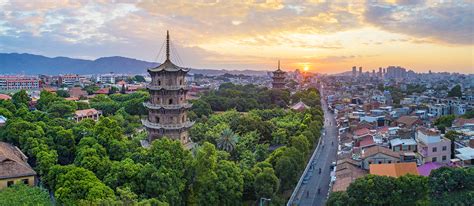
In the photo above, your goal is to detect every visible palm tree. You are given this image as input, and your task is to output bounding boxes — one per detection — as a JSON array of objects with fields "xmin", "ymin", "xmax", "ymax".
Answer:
[{"xmin": 217, "ymin": 128, "xmax": 239, "ymax": 153}]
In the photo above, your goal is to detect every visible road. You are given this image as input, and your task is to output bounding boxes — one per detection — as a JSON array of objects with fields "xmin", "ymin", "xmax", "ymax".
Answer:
[{"xmin": 288, "ymin": 85, "xmax": 339, "ymax": 206}]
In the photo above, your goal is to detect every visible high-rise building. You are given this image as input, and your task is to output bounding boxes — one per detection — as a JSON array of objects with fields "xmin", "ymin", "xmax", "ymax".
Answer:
[
  {"xmin": 386, "ymin": 66, "xmax": 407, "ymax": 79},
  {"xmin": 142, "ymin": 31, "xmax": 194, "ymax": 145},
  {"xmin": 352, "ymin": 66, "xmax": 357, "ymax": 77},
  {"xmin": 272, "ymin": 60, "xmax": 286, "ymax": 89},
  {"xmin": 359, "ymin": 67, "xmax": 363, "ymax": 76},
  {"xmin": 378, "ymin": 67, "xmax": 383, "ymax": 77}
]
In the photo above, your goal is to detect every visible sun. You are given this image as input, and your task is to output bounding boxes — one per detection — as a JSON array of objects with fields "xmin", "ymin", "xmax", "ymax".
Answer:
[{"xmin": 303, "ymin": 65, "xmax": 309, "ymax": 72}]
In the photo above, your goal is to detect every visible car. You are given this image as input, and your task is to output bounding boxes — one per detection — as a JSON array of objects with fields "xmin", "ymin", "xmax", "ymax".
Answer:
[{"xmin": 330, "ymin": 161, "xmax": 336, "ymax": 170}]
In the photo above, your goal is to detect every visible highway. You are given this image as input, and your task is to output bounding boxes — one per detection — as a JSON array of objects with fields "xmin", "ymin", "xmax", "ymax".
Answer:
[{"xmin": 288, "ymin": 85, "xmax": 339, "ymax": 206}]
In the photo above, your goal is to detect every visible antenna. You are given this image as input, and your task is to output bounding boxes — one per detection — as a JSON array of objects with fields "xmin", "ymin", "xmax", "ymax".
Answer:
[{"xmin": 166, "ymin": 30, "xmax": 170, "ymax": 61}]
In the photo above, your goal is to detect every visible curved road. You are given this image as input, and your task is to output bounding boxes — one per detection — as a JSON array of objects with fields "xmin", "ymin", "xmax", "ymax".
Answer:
[{"xmin": 289, "ymin": 86, "xmax": 339, "ymax": 206}]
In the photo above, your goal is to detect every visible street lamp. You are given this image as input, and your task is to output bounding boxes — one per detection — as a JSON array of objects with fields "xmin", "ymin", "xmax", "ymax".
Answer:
[{"xmin": 259, "ymin": 197, "xmax": 271, "ymax": 206}]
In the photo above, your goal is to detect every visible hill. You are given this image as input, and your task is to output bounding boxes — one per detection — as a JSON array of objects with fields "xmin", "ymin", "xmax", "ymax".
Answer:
[{"xmin": 0, "ymin": 53, "xmax": 268, "ymax": 76}]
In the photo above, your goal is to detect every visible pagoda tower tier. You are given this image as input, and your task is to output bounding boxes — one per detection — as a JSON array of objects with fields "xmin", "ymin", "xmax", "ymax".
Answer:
[
  {"xmin": 143, "ymin": 31, "xmax": 194, "ymax": 144},
  {"xmin": 272, "ymin": 60, "xmax": 286, "ymax": 89}
]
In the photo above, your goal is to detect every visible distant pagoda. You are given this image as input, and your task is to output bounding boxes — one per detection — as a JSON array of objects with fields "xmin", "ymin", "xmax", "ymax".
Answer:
[
  {"xmin": 142, "ymin": 31, "xmax": 194, "ymax": 145},
  {"xmin": 272, "ymin": 60, "xmax": 286, "ymax": 89}
]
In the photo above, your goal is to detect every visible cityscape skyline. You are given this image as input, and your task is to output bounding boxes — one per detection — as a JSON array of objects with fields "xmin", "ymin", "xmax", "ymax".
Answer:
[{"xmin": 0, "ymin": 1, "xmax": 473, "ymax": 74}]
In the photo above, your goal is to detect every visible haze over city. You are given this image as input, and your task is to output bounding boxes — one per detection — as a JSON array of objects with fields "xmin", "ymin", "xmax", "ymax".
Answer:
[{"xmin": 1, "ymin": 0, "xmax": 473, "ymax": 73}]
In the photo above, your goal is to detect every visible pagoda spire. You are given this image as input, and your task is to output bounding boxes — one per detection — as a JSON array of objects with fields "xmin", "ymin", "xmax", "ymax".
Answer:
[{"xmin": 166, "ymin": 30, "xmax": 170, "ymax": 61}]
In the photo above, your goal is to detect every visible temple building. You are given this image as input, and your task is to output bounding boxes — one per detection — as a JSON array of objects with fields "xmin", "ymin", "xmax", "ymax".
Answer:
[
  {"xmin": 142, "ymin": 31, "xmax": 194, "ymax": 145},
  {"xmin": 272, "ymin": 60, "xmax": 286, "ymax": 89}
]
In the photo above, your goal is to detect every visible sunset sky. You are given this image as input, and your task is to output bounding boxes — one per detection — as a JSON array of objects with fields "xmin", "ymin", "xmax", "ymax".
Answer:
[{"xmin": 0, "ymin": 0, "xmax": 473, "ymax": 74}]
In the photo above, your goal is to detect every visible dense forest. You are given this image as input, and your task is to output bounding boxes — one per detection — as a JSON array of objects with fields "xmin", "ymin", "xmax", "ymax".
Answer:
[{"xmin": 0, "ymin": 84, "xmax": 323, "ymax": 205}]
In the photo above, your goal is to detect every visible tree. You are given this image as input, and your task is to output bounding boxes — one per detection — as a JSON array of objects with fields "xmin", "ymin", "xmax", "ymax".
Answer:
[
  {"xmin": 444, "ymin": 130, "xmax": 460, "ymax": 158},
  {"xmin": 396, "ymin": 174, "xmax": 429, "ymax": 204},
  {"xmin": 0, "ymin": 183, "xmax": 51, "ymax": 206},
  {"xmin": 108, "ymin": 86, "xmax": 119, "ymax": 95},
  {"xmin": 47, "ymin": 101, "xmax": 75, "ymax": 118},
  {"xmin": 434, "ymin": 115, "xmax": 455, "ymax": 133},
  {"xmin": 346, "ymin": 175, "xmax": 399, "ymax": 205},
  {"xmin": 56, "ymin": 90, "xmax": 70, "ymax": 98},
  {"xmin": 327, "ymin": 191, "xmax": 350, "ymax": 206},
  {"xmin": 462, "ymin": 109, "xmax": 474, "ymax": 119},
  {"xmin": 215, "ymin": 160, "xmax": 243, "ymax": 205},
  {"xmin": 52, "ymin": 128, "xmax": 76, "ymax": 165},
  {"xmin": 133, "ymin": 139, "xmax": 191, "ymax": 204},
  {"xmin": 134, "ymin": 75, "xmax": 146, "ymax": 82},
  {"xmin": 448, "ymin": 85, "xmax": 462, "ymax": 98},
  {"xmin": 254, "ymin": 167, "xmax": 279, "ymax": 199},
  {"xmin": 290, "ymin": 135, "xmax": 310, "ymax": 157},
  {"xmin": 36, "ymin": 149, "xmax": 58, "ymax": 177},
  {"xmin": 191, "ymin": 99, "xmax": 213, "ymax": 118},
  {"xmin": 12, "ymin": 90, "xmax": 29, "ymax": 107},
  {"xmin": 217, "ymin": 128, "xmax": 239, "ymax": 153},
  {"xmin": 193, "ymin": 142, "xmax": 219, "ymax": 205},
  {"xmin": 54, "ymin": 166, "xmax": 115, "ymax": 205},
  {"xmin": 120, "ymin": 84, "xmax": 126, "ymax": 94}
]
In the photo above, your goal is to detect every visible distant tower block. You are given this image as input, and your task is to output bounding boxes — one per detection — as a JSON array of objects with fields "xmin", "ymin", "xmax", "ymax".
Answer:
[
  {"xmin": 272, "ymin": 60, "xmax": 286, "ymax": 89},
  {"xmin": 352, "ymin": 66, "xmax": 357, "ymax": 77},
  {"xmin": 359, "ymin": 67, "xmax": 363, "ymax": 76},
  {"xmin": 372, "ymin": 69, "xmax": 376, "ymax": 76},
  {"xmin": 142, "ymin": 31, "xmax": 194, "ymax": 145}
]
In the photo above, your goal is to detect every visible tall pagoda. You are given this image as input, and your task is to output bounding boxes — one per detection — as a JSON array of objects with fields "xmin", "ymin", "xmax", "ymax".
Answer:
[
  {"xmin": 272, "ymin": 60, "xmax": 286, "ymax": 89},
  {"xmin": 142, "ymin": 31, "xmax": 194, "ymax": 144}
]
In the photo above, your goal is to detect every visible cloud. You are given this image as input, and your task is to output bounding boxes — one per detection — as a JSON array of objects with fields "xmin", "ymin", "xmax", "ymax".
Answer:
[{"xmin": 364, "ymin": 1, "xmax": 474, "ymax": 45}]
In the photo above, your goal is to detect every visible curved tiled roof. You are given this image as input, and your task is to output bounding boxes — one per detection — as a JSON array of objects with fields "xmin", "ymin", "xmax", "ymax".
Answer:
[{"xmin": 148, "ymin": 60, "xmax": 190, "ymax": 73}]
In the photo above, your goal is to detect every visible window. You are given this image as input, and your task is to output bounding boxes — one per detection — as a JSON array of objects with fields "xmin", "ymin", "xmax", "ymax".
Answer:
[
  {"xmin": 180, "ymin": 79, "xmax": 183, "ymax": 85},
  {"xmin": 169, "ymin": 99, "xmax": 173, "ymax": 104},
  {"xmin": 442, "ymin": 156, "xmax": 447, "ymax": 161},
  {"xmin": 368, "ymin": 161, "xmax": 372, "ymax": 164},
  {"xmin": 442, "ymin": 146, "xmax": 447, "ymax": 151},
  {"xmin": 156, "ymin": 117, "xmax": 160, "ymax": 123},
  {"xmin": 432, "ymin": 147, "xmax": 437, "ymax": 152},
  {"xmin": 22, "ymin": 179, "xmax": 28, "ymax": 185},
  {"xmin": 388, "ymin": 160, "xmax": 392, "ymax": 163},
  {"xmin": 158, "ymin": 80, "xmax": 161, "ymax": 86},
  {"xmin": 7, "ymin": 181, "xmax": 14, "ymax": 187},
  {"xmin": 182, "ymin": 116, "xmax": 185, "ymax": 122},
  {"xmin": 432, "ymin": 157, "xmax": 437, "ymax": 162},
  {"xmin": 378, "ymin": 161, "xmax": 382, "ymax": 164}
]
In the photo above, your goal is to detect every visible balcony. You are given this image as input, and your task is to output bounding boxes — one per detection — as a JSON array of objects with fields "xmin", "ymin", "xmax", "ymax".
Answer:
[
  {"xmin": 142, "ymin": 119, "xmax": 194, "ymax": 130},
  {"xmin": 143, "ymin": 102, "xmax": 192, "ymax": 110},
  {"xmin": 146, "ymin": 85, "xmax": 190, "ymax": 91}
]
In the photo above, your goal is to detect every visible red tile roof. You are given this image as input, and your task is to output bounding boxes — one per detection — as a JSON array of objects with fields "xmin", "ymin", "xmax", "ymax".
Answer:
[
  {"xmin": 370, "ymin": 162, "xmax": 419, "ymax": 177},
  {"xmin": 0, "ymin": 94, "xmax": 11, "ymax": 100},
  {"xmin": 354, "ymin": 128, "xmax": 371, "ymax": 136}
]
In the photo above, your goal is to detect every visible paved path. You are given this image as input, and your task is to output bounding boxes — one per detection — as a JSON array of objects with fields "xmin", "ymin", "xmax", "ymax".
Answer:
[{"xmin": 288, "ymin": 86, "xmax": 339, "ymax": 206}]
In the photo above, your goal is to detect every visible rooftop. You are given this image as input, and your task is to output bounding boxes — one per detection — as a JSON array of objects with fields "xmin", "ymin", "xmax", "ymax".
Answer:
[
  {"xmin": 0, "ymin": 142, "xmax": 36, "ymax": 179},
  {"xmin": 370, "ymin": 162, "xmax": 419, "ymax": 177}
]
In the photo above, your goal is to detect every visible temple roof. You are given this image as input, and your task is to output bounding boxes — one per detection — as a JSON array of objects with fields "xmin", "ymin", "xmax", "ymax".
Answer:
[{"xmin": 148, "ymin": 59, "xmax": 190, "ymax": 73}]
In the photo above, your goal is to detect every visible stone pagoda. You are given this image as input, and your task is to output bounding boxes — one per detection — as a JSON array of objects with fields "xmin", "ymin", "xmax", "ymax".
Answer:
[
  {"xmin": 142, "ymin": 31, "xmax": 194, "ymax": 145},
  {"xmin": 272, "ymin": 60, "xmax": 286, "ymax": 89}
]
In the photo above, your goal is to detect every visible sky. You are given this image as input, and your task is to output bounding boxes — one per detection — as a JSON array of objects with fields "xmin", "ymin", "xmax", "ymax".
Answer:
[{"xmin": 0, "ymin": 0, "xmax": 473, "ymax": 74}]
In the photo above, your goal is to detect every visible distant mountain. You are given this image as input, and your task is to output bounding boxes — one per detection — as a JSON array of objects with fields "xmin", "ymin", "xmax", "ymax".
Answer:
[{"xmin": 0, "ymin": 53, "xmax": 268, "ymax": 76}]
